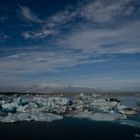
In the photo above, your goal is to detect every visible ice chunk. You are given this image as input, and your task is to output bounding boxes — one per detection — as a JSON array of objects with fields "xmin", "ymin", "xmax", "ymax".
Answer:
[
  {"xmin": 2, "ymin": 102, "xmax": 18, "ymax": 109},
  {"xmin": 0, "ymin": 110, "xmax": 8, "ymax": 117},
  {"xmin": 119, "ymin": 108, "xmax": 137, "ymax": 115},
  {"xmin": 67, "ymin": 111, "xmax": 123, "ymax": 121},
  {"xmin": 91, "ymin": 99, "xmax": 118, "ymax": 112},
  {"xmin": 66, "ymin": 110, "xmax": 92, "ymax": 119},
  {"xmin": 117, "ymin": 103, "xmax": 137, "ymax": 115},
  {"xmin": 117, "ymin": 104, "xmax": 128, "ymax": 110},
  {"xmin": 90, "ymin": 113, "xmax": 123, "ymax": 121},
  {"xmin": 78, "ymin": 93, "xmax": 91, "ymax": 101},
  {"xmin": 17, "ymin": 97, "xmax": 28, "ymax": 106},
  {"xmin": 31, "ymin": 112, "xmax": 63, "ymax": 122},
  {"xmin": 119, "ymin": 120, "xmax": 140, "ymax": 128},
  {"xmin": 1, "ymin": 112, "xmax": 63, "ymax": 123},
  {"xmin": 2, "ymin": 101, "xmax": 18, "ymax": 113},
  {"xmin": 2, "ymin": 107, "xmax": 17, "ymax": 113},
  {"xmin": 2, "ymin": 114, "xmax": 19, "ymax": 123}
]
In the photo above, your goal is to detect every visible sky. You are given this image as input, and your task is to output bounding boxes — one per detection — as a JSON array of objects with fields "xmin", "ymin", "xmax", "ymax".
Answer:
[{"xmin": 0, "ymin": 0, "xmax": 140, "ymax": 91}]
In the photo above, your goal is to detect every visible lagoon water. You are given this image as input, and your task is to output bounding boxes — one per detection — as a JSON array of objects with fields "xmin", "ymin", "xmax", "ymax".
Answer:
[
  {"xmin": 0, "ymin": 117, "xmax": 140, "ymax": 140},
  {"xmin": 0, "ymin": 95, "xmax": 140, "ymax": 140}
]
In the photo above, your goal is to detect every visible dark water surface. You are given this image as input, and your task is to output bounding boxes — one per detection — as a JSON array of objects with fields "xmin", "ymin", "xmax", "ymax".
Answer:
[{"xmin": 0, "ymin": 117, "xmax": 140, "ymax": 140}]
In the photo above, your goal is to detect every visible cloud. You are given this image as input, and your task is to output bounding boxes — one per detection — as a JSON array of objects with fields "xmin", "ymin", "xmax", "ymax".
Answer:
[
  {"xmin": 22, "ymin": 29, "xmax": 58, "ymax": 39},
  {"xmin": 1, "ymin": 0, "xmax": 140, "ymax": 89},
  {"xmin": 21, "ymin": 0, "xmax": 139, "ymax": 40},
  {"xmin": 56, "ymin": 21, "xmax": 140, "ymax": 55},
  {"xmin": 0, "ymin": 47, "xmax": 106, "ymax": 77},
  {"xmin": 0, "ymin": 45, "xmax": 108, "ymax": 87},
  {"xmin": 0, "ymin": 32, "xmax": 9, "ymax": 41},
  {"xmin": 71, "ymin": 76, "xmax": 140, "ymax": 90},
  {"xmin": 22, "ymin": 6, "xmax": 77, "ymax": 39},
  {"xmin": 19, "ymin": 6, "xmax": 43, "ymax": 23},
  {"xmin": 79, "ymin": 0, "xmax": 135, "ymax": 23}
]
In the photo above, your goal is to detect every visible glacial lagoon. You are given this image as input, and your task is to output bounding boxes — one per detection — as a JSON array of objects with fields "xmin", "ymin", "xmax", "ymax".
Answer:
[{"xmin": 0, "ymin": 93, "xmax": 140, "ymax": 140}]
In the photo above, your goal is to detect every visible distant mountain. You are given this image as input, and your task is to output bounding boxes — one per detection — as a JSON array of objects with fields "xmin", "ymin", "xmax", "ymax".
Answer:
[
  {"xmin": 28, "ymin": 83, "xmax": 98, "ymax": 94},
  {"xmin": 1, "ymin": 83, "xmax": 139, "ymax": 94}
]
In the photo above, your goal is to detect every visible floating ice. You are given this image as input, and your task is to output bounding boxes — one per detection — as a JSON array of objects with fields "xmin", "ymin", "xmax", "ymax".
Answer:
[
  {"xmin": 119, "ymin": 120, "xmax": 140, "ymax": 128},
  {"xmin": 0, "ymin": 94, "xmax": 139, "ymax": 124},
  {"xmin": 67, "ymin": 111, "xmax": 123, "ymax": 121},
  {"xmin": 1, "ymin": 112, "xmax": 63, "ymax": 123}
]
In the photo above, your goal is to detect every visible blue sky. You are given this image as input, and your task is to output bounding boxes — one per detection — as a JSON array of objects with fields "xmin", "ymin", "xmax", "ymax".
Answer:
[{"xmin": 0, "ymin": 0, "xmax": 140, "ymax": 90}]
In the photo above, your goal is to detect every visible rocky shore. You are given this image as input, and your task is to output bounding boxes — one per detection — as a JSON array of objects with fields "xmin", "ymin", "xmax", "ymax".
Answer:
[{"xmin": 0, "ymin": 93, "xmax": 139, "ymax": 123}]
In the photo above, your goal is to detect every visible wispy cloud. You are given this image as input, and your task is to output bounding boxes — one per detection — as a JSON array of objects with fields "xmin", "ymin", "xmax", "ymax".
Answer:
[
  {"xmin": 19, "ymin": 6, "xmax": 43, "ymax": 23},
  {"xmin": 56, "ymin": 21, "xmax": 140, "ymax": 55},
  {"xmin": 71, "ymin": 76, "xmax": 140, "ymax": 90},
  {"xmin": 79, "ymin": 0, "xmax": 135, "ymax": 23},
  {"xmin": 22, "ymin": 6, "xmax": 77, "ymax": 39},
  {"xmin": 22, "ymin": 29, "xmax": 58, "ymax": 39},
  {"xmin": 0, "ymin": 32, "xmax": 9, "ymax": 41},
  {"xmin": 0, "ymin": 45, "xmax": 108, "ymax": 87},
  {"xmin": 21, "ymin": 0, "xmax": 139, "ymax": 39},
  {"xmin": 0, "ymin": 0, "xmax": 140, "ymax": 89}
]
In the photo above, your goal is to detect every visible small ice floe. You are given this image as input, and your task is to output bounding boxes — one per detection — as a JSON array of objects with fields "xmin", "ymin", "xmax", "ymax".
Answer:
[
  {"xmin": 135, "ymin": 133, "xmax": 140, "ymax": 138},
  {"xmin": 67, "ymin": 111, "xmax": 124, "ymax": 121},
  {"xmin": 90, "ymin": 113, "xmax": 123, "ymax": 121},
  {"xmin": 137, "ymin": 99, "xmax": 140, "ymax": 106},
  {"xmin": 77, "ymin": 93, "xmax": 91, "ymax": 101},
  {"xmin": 119, "ymin": 108, "xmax": 137, "ymax": 115},
  {"xmin": 106, "ymin": 98, "xmax": 120, "ymax": 103},
  {"xmin": 1, "ymin": 112, "xmax": 63, "ymax": 123},
  {"xmin": 119, "ymin": 120, "xmax": 140, "ymax": 128},
  {"xmin": 66, "ymin": 110, "xmax": 93, "ymax": 119},
  {"xmin": 2, "ymin": 102, "xmax": 17, "ymax": 113},
  {"xmin": 117, "ymin": 104, "xmax": 137, "ymax": 115}
]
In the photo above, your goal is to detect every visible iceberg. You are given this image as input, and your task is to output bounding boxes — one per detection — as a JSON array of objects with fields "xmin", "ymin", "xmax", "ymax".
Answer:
[
  {"xmin": 119, "ymin": 120, "xmax": 140, "ymax": 128},
  {"xmin": 17, "ymin": 97, "xmax": 28, "ymax": 106},
  {"xmin": 67, "ymin": 111, "xmax": 123, "ymax": 121},
  {"xmin": 117, "ymin": 103, "xmax": 137, "ymax": 115},
  {"xmin": 1, "ymin": 114, "xmax": 19, "ymax": 123},
  {"xmin": 0, "ymin": 93, "xmax": 139, "ymax": 124},
  {"xmin": 1, "ymin": 112, "xmax": 63, "ymax": 123},
  {"xmin": 31, "ymin": 112, "xmax": 63, "ymax": 122},
  {"xmin": 90, "ymin": 113, "xmax": 123, "ymax": 121},
  {"xmin": 1, "ymin": 101, "xmax": 17, "ymax": 113},
  {"xmin": 66, "ymin": 110, "xmax": 93, "ymax": 119}
]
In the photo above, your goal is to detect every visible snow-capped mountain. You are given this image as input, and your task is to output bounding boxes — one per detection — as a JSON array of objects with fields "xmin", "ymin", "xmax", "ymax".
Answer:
[{"xmin": 28, "ymin": 83, "xmax": 98, "ymax": 94}]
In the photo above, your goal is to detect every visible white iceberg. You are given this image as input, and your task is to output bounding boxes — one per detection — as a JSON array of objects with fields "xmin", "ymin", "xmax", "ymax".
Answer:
[
  {"xmin": 119, "ymin": 120, "xmax": 140, "ymax": 128},
  {"xmin": 90, "ymin": 113, "xmax": 123, "ymax": 121},
  {"xmin": 1, "ymin": 112, "xmax": 63, "ymax": 123},
  {"xmin": 67, "ymin": 111, "xmax": 123, "ymax": 121}
]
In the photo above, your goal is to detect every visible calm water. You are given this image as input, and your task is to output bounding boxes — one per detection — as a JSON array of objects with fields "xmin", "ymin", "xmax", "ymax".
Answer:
[{"xmin": 0, "ymin": 117, "xmax": 140, "ymax": 140}]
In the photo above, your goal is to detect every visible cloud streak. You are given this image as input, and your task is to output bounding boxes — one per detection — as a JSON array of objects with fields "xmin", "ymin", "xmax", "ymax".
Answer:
[
  {"xmin": 0, "ymin": 45, "xmax": 108, "ymax": 87},
  {"xmin": 0, "ymin": 32, "xmax": 9, "ymax": 41},
  {"xmin": 22, "ymin": 6, "xmax": 77, "ymax": 39},
  {"xmin": 0, "ymin": 0, "xmax": 140, "ymax": 89},
  {"xmin": 79, "ymin": 0, "xmax": 135, "ymax": 23},
  {"xmin": 0, "ymin": 47, "xmax": 106, "ymax": 75},
  {"xmin": 56, "ymin": 21, "xmax": 140, "ymax": 55},
  {"xmin": 19, "ymin": 6, "xmax": 43, "ymax": 23},
  {"xmin": 21, "ymin": 0, "xmax": 139, "ymax": 39}
]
